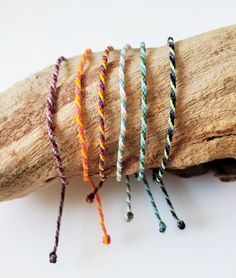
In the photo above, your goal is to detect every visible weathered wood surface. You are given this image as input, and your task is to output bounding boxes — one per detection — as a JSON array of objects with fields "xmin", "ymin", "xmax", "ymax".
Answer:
[{"xmin": 0, "ymin": 25, "xmax": 236, "ymax": 201}]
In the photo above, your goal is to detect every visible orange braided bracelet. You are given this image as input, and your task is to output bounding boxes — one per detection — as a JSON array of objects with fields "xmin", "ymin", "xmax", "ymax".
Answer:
[{"xmin": 74, "ymin": 49, "xmax": 111, "ymax": 245}]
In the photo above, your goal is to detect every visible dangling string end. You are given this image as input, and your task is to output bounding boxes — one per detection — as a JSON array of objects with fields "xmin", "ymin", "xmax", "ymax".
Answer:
[
  {"xmin": 102, "ymin": 234, "xmax": 111, "ymax": 245},
  {"xmin": 125, "ymin": 211, "xmax": 134, "ymax": 223},
  {"xmin": 86, "ymin": 192, "xmax": 96, "ymax": 204},
  {"xmin": 49, "ymin": 251, "xmax": 57, "ymax": 264},
  {"xmin": 177, "ymin": 220, "xmax": 186, "ymax": 230},
  {"xmin": 159, "ymin": 221, "xmax": 167, "ymax": 233},
  {"xmin": 123, "ymin": 175, "xmax": 134, "ymax": 222}
]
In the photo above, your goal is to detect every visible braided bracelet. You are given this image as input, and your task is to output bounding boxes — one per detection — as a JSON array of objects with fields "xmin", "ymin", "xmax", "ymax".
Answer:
[
  {"xmin": 136, "ymin": 42, "xmax": 147, "ymax": 181},
  {"xmin": 74, "ymin": 49, "xmax": 111, "ymax": 244},
  {"xmin": 153, "ymin": 37, "xmax": 185, "ymax": 230},
  {"xmin": 86, "ymin": 46, "xmax": 114, "ymax": 203},
  {"xmin": 116, "ymin": 44, "xmax": 134, "ymax": 222},
  {"xmin": 135, "ymin": 42, "xmax": 166, "ymax": 232},
  {"xmin": 46, "ymin": 56, "xmax": 68, "ymax": 264},
  {"xmin": 116, "ymin": 44, "xmax": 130, "ymax": 182}
]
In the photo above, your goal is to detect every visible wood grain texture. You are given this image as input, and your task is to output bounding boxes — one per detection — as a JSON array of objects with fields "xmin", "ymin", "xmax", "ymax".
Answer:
[{"xmin": 0, "ymin": 25, "xmax": 236, "ymax": 201}]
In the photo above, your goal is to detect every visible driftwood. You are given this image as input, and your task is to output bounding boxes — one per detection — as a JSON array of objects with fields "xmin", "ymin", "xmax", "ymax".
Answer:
[{"xmin": 0, "ymin": 25, "xmax": 236, "ymax": 202}]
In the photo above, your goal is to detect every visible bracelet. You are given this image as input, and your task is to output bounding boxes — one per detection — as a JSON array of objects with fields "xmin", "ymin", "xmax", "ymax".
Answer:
[
  {"xmin": 136, "ymin": 42, "xmax": 147, "ymax": 181},
  {"xmin": 47, "ymin": 56, "xmax": 68, "ymax": 264},
  {"xmin": 134, "ymin": 42, "xmax": 166, "ymax": 232},
  {"xmin": 153, "ymin": 37, "xmax": 185, "ymax": 230},
  {"xmin": 116, "ymin": 44, "xmax": 130, "ymax": 182},
  {"xmin": 116, "ymin": 44, "xmax": 134, "ymax": 222},
  {"xmin": 86, "ymin": 46, "xmax": 114, "ymax": 203},
  {"xmin": 74, "ymin": 49, "xmax": 111, "ymax": 244}
]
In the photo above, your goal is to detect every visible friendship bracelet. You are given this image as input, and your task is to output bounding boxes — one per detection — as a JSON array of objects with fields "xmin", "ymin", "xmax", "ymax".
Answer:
[
  {"xmin": 135, "ymin": 173, "xmax": 166, "ymax": 232},
  {"xmin": 116, "ymin": 44, "xmax": 134, "ymax": 222},
  {"xmin": 86, "ymin": 46, "xmax": 114, "ymax": 203},
  {"xmin": 98, "ymin": 46, "xmax": 113, "ymax": 180},
  {"xmin": 74, "ymin": 49, "xmax": 91, "ymax": 181},
  {"xmin": 136, "ymin": 42, "xmax": 147, "ymax": 181},
  {"xmin": 46, "ymin": 56, "xmax": 68, "ymax": 264},
  {"xmin": 133, "ymin": 42, "xmax": 166, "ymax": 232},
  {"xmin": 74, "ymin": 49, "xmax": 111, "ymax": 244},
  {"xmin": 153, "ymin": 37, "xmax": 185, "ymax": 230},
  {"xmin": 116, "ymin": 44, "xmax": 131, "ymax": 182}
]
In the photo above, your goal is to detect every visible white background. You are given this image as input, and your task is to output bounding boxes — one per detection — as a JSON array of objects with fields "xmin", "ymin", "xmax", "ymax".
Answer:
[{"xmin": 0, "ymin": 0, "xmax": 236, "ymax": 277}]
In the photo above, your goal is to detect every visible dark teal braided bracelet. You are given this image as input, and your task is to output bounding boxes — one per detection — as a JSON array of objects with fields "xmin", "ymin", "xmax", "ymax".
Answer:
[{"xmin": 153, "ymin": 37, "xmax": 185, "ymax": 230}]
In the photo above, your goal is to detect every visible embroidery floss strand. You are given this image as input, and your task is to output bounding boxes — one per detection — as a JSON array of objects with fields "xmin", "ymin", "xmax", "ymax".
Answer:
[
  {"xmin": 153, "ymin": 37, "xmax": 185, "ymax": 230},
  {"xmin": 116, "ymin": 44, "xmax": 134, "ymax": 222},
  {"xmin": 137, "ymin": 42, "xmax": 147, "ymax": 181},
  {"xmin": 116, "ymin": 44, "xmax": 130, "ymax": 182},
  {"xmin": 135, "ymin": 173, "xmax": 166, "ymax": 233},
  {"xmin": 74, "ymin": 49, "xmax": 111, "ymax": 244},
  {"xmin": 47, "ymin": 56, "xmax": 68, "ymax": 264},
  {"xmin": 86, "ymin": 46, "xmax": 114, "ymax": 203},
  {"xmin": 134, "ymin": 42, "xmax": 166, "ymax": 232},
  {"xmin": 124, "ymin": 175, "xmax": 134, "ymax": 222},
  {"xmin": 98, "ymin": 46, "xmax": 113, "ymax": 181}
]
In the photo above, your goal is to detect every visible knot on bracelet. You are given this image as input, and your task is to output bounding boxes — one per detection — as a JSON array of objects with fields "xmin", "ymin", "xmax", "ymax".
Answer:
[{"xmin": 86, "ymin": 179, "xmax": 105, "ymax": 204}]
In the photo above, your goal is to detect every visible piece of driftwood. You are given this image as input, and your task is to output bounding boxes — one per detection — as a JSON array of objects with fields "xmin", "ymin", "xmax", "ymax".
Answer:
[{"xmin": 0, "ymin": 25, "xmax": 236, "ymax": 202}]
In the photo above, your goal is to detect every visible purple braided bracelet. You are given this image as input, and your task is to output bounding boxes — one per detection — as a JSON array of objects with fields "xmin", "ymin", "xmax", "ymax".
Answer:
[{"xmin": 46, "ymin": 56, "xmax": 68, "ymax": 264}]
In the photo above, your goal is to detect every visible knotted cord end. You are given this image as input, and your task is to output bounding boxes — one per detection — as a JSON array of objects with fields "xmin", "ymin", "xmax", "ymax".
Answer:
[
  {"xmin": 159, "ymin": 221, "xmax": 167, "ymax": 233},
  {"xmin": 177, "ymin": 220, "xmax": 186, "ymax": 230},
  {"xmin": 49, "ymin": 251, "xmax": 57, "ymax": 264},
  {"xmin": 86, "ymin": 192, "xmax": 95, "ymax": 204},
  {"xmin": 125, "ymin": 211, "xmax": 134, "ymax": 222},
  {"xmin": 102, "ymin": 234, "xmax": 111, "ymax": 245}
]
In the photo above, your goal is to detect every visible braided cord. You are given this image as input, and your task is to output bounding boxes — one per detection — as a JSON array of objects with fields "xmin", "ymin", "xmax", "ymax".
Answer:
[
  {"xmin": 153, "ymin": 37, "xmax": 185, "ymax": 230},
  {"xmin": 98, "ymin": 46, "xmax": 113, "ymax": 181},
  {"xmin": 74, "ymin": 49, "xmax": 110, "ymax": 244},
  {"xmin": 46, "ymin": 56, "xmax": 68, "ymax": 264},
  {"xmin": 116, "ymin": 44, "xmax": 130, "ymax": 182},
  {"xmin": 75, "ymin": 49, "xmax": 91, "ymax": 181},
  {"xmin": 156, "ymin": 37, "xmax": 176, "ymax": 180},
  {"xmin": 135, "ymin": 173, "xmax": 166, "ymax": 232},
  {"xmin": 124, "ymin": 175, "xmax": 134, "ymax": 222},
  {"xmin": 137, "ymin": 42, "xmax": 147, "ymax": 181}
]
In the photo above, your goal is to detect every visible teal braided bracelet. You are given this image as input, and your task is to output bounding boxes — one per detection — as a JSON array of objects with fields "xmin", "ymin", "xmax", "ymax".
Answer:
[
  {"xmin": 137, "ymin": 42, "xmax": 147, "ymax": 181},
  {"xmin": 153, "ymin": 37, "xmax": 185, "ymax": 230},
  {"xmin": 134, "ymin": 42, "xmax": 166, "ymax": 232}
]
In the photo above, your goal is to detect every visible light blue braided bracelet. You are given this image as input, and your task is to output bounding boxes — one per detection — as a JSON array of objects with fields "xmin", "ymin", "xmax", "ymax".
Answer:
[
  {"xmin": 116, "ymin": 44, "xmax": 134, "ymax": 222},
  {"xmin": 136, "ymin": 41, "xmax": 147, "ymax": 181},
  {"xmin": 116, "ymin": 44, "xmax": 130, "ymax": 182}
]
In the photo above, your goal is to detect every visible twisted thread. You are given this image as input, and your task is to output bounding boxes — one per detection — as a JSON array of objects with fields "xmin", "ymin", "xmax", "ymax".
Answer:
[
  {"xmin": 46, "ymin": 56, "xmax": 68, "ymax": 264},
  {"xmin": 124, "ymin": 175, "xmax": 134, "ymax": 222},
  {"xmin": 74, "ymin": 49, "xmax": 110, "ymax": 244},
  {"xmin": 98, "ymin": 46, "xmax": 113, "ymax": 181},
  {"xmin": 137, "ymin": 42, "xmax": 147, "ymax": 181},
  {"xmin": 135, "ymin": 173, "xmax": 166, "ymax": 233},
  {"xmin": 75, "ymin": 49, "xmax": 91, "ymax": 181},
  {"xmin": 86, "ymin": 46, "xmax": 113, "ymax": 202},
  {"xmin": 116, "ymin": 44, "xmax": 130, "ymax": 182},
  {"xmin": 153, "ymin": 37, "xmax": 185, "ymax": 230}
]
